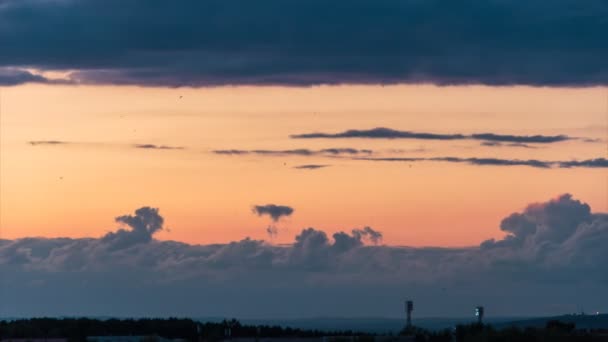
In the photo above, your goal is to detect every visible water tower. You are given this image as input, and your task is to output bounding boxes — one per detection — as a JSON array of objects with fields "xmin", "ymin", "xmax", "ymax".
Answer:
[
  {"xmin": 475, "ymin": 306, "xmax": 484, "ymax": 324},
  {"xmin": 405, "ymin": 300, "xmax": 414, "ymax": 328}
]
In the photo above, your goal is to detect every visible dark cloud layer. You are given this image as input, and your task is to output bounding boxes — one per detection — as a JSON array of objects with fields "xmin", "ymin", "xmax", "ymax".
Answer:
[
  {"xmin": 213, "ymin": 148, "xmax": 372, "ymax": 156},
  {"xmin": 356, "ymin": 157, "xmax": 608, "ymax": 169},
  {"xmin": 1, "ymin": 0, "xmax": 606, "ymax": 87},
  {"xmin": 253, "ymin": 204, "xmax": 294, "ymax": 222},
  {"xmin": 1, "ymin": 195, "xmax": 606, "ymax": 317},
  {"xmin": 292, "ymin": 128, "xmax": 573, "ymax": 144}
]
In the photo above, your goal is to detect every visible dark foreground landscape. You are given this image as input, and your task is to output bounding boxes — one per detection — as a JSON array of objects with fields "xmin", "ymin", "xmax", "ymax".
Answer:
[{"xmin": 1, "ymin": 316, "xmax": 608, "ymax": 342}]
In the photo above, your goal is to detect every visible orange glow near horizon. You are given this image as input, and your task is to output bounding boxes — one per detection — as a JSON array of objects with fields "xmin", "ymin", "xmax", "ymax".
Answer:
[{"xmin": 0, "ymin": 84, "xmax": 606, "ymax": 247}]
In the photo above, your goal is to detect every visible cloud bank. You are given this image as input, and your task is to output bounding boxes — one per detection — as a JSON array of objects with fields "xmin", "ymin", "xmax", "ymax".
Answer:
[
  {"xmin": 1, "ymin": 0, "xmax": 606, "ymax": 87},
  {"xmin": 1, "ymin": 194, "xmax": 606, "ymax": 318}
]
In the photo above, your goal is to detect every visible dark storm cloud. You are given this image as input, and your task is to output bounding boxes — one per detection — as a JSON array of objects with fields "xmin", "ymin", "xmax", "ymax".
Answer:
[
  {"xmin": 212, "ymin": 148, "xmax": 372, "ymax": 156},
  {"xmin": 134, "ymin": 144, "xmax": 184, "ymax": 150},
  {"xmin": 356, "ymin": 157, "xmax": 608, "ymax": 169},
  {"xmin": 1, "ymin": 194, "xmax": 606, "ymax": 317},
  {"xmin": 252, "ymin": 204, "xmax": 294, "ymax": 222},
  {"xmin": 292, "ymin": 128, "xmax": 573, "ymax": 144},
  {"xmin": 1, "ymin": 0, "xmax": 606, "ymax": 87},
  {"xmin": 293, "ymin": 164, "xmax": 330, "ymax": 170}
]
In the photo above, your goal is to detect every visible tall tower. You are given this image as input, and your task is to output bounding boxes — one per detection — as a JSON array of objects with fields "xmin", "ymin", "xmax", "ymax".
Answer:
[
  {"xmin": 475, "ymin": 306, "xmax": 484, "ymax": 325},
  {"xmin": 405, "ymin": 300, "xmax": 414, "ymax": 328}
]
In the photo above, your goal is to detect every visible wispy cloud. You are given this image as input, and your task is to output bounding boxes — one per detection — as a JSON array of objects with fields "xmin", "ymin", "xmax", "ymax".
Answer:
[
  {"xmin": 292, "ymin": 127, "xmax": 574, "ymax": 144},
  {"xmin": 28, "ymin": 140, "xmax": 68, "ymax": 146},
  {"xmin": 293, "ymin": 164, "xmax": 331, "ymax": 170},
  {"xmin": 480, "ymin": 141, "xmax": 538, "ymax": 149},
  {"xmin": 134, "ymin": 144, "xmax": 184, "ymax": 150},
  {"xmin": 557, "ymin": 158, "xmax": 608, "ymax": 168},
  {"xmin": 213, "ymin": 148, "xmax": 372, "ymax": 156},
  {"xmin": 28, "ymin": 141, "xmax": 185, "ymax": 150},
  {"xmin": 356, "ymin": 157, "xmax": 608, "ymax": 169}
]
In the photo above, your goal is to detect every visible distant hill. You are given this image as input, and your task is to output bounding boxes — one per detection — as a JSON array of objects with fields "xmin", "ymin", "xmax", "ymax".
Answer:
[{"xmin": 198, "ymin": 316, "xmax": 526, "ymax": 333}]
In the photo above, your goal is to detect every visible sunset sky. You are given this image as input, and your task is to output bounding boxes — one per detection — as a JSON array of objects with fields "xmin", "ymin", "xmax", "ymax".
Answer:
[
  {"xmin": 1, "ymin": 84, "xmax": 606, "ymax": 246},
  {"xmin": 0, "ymin": 0, "xmax": 607, "ymax": 318}
]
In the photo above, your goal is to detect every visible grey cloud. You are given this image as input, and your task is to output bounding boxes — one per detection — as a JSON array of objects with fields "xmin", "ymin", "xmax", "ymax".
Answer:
[
  {"xmin": 357, "ymin": 157, "xmax": 608, "ymax": 169},
  {"xmin": 1, "ymin": 0, "xmax": 606, "ymax": 87},
  {"xmin": 0, "ymin": 195, "xmax": 607, "ymax": 317},
  {"xmin": 292, "ymin": 128, "xmax": 574, "ymax": 144},
  {"xmin": 134, "ymin": 144, "xmax": 184, "ymax": 150},
  {"xmin": 252, "ymin": 204, "xmax": 294, "ymax": 222}
]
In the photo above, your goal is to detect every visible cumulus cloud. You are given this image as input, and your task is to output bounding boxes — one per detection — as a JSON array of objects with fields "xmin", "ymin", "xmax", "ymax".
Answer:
[
  {"xmin": 252, "ymin": 204, "xmax": 294, "ymax": 222},
  {"xmin": 352, "ymin": 227, "xmax": 383, "ymax": 245},
  {"xmin": 0, "ymin": 195, "xmax": 606, "ymax": 317},
  {"xmin": 213, "ymin": 149, "xmax": 372, "ymax": 156},
  {"xmin": 102, "ymin": 207, "xmax": 164, "ymax": 249},
  {"xmin": 291, "ymin": 128, "xmax": 573, "ymax": 144},
  {"xmin": 356, "ymin": 156, "xmax": 608, "ymax": 169},
  {"xmin": 1, "ymin": 0, "xmax": 606, "ymax": 87}
]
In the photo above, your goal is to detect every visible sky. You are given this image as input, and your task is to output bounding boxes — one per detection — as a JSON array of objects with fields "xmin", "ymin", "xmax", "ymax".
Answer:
[{"xmin": 0, "ymin": 0, "xmax": 607, "ymax": 319}]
